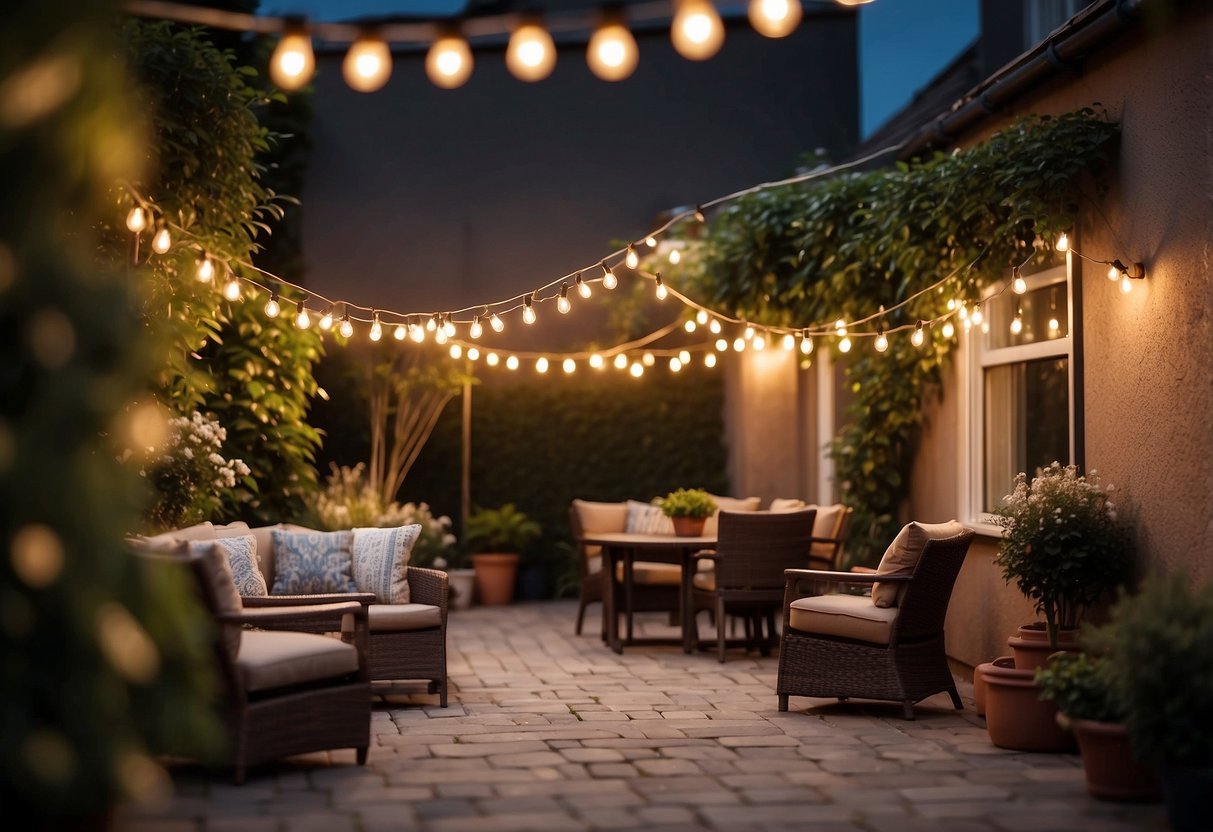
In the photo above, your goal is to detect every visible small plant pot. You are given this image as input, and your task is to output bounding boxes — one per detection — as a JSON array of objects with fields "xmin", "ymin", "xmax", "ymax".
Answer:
[
  {"xmin": 981, "ymin": 658, "xmax": 1076, "ymax": 752},
  {"xmin": 446, "ymin": 568, "xmax": 475, "ymax": 611},
  {"xmin": 1008, "ymin": 622, "xmax": 1082, "ymax": 670},
  {"xmin": 671, "ymin": 516, "xmax": 707, "ymax": 536},
  {"xmin": 472, "ymin": 553, "xmax": 519, "ymax": 606},
  {"xmin": 973, "ymin": 656, "xmax": 1013, "ymax": 717},
  {"xmin": 1071, "ymin": 718, "xmax": 1161, "ymax": 802}
]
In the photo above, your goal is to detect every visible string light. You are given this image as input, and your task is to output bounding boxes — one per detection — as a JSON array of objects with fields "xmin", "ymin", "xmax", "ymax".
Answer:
[
  {"xmin": 435, "ymin": 327, "xmax": 448, "ymax": 345},
  {"xmin": 613, "ymin": 353, "xmax": 628, "ymax": 370},
  {"xmin": 1013, "ymin": 267, "xmax": 1027, "ymax": 294},
  {"xmin": 426, "ymin": 32, "xmax": 473, "ymax": 89},
  {"xmin": 671, "ymin": 0, "xmax": 724, "ymax": 61},
  {"xmin": 486, "ymin": 352, "xmax": 500, "ymax": 366},
  {"xmin": 642, "ymin": 351, "xmax": 655, "ymax": 366},
  {"xmin": 522, "ymin": 294, "xmax": 537, "ymax": 324},
  {"xmin": 704, "ymin": 353, "xmax": 717, "ymax": 368},
  {"xmin": 442, "ymin": 314, "xmax": 456, "ymax": 337},
  {"xmin": 709, "ymin": 317, "xmax": 722, "ymax": 334},
  {"xmin": 535, "ymin": 356, "xmax": 549, "ymax": 373},
  {"xmin": 196, "ymin": 255, "xmax": 214, "ymax": 283},
  {"xmin": 694, "ymin": 206, "xmax": 706, "ymax": 223},
  {"xmin": 506, "ymin": 355, "xmax": 520, "ymax": 370},
  {"xmin": 1056, "ymin": 233, "xmax": 1069, "ymax": 252},
  {"xmin": 427, "ymin": 315, "xmax": 438, "ymax": 332},
  {"xmin": 409, "ymin": 321, "xmax": 425, "ymax": 342},
  {"xmin": 1010, "ymin": 310, "xmax": 1023, "ymax": 335},
  {"xmin": 467, "ymin": 347, "xmax": 480, "ymax": 361},
  {"xmin": 575, "ymin": 273, "xmax": 591, "ymax": 298},
  {"xmin": 646, "ymin": 236, "xmax": 658, "ymax": 248},
  {"xmin": 507, "ymin": 19, "xmax": 556, "ymax": 82},
  {"xmin": 970, "ymin": 304, "xmax": 984, "ymax": 326},
  {"xmin": 587, "ymin": 13, "xmax": 638, "ymax": 82},
  {"xmin": 125, "ymin": 206, "xmax": 147, "ymax": 233},
  {"xmin": 264, "ymin": 292, "xmax": 281, "ymax": 319},
  {"xmin": 625, "ymin": 244, "xmax": 639, "ymax": 269},
  {"xmin": 393, "ymin": 322, "xmax": 406, "ymax": 340},
  {"xmin": 295, "ymin": 301, "xmax": 311, "ymax": 330},
  {"xmin": 601, "ymin": 263, "xmax": 618, "ymax": 289},
  {"xmin": 678, "ymin": 349, "xmax": 691, "ymax": 364},
  {"xmin": 744, "ymin": 324, "xmax": 755, "ymax": 340},
  {"xmin": 748, "ymin": 0, "xmax": 802, "ymax": 39},
  {"xmin": 752, "ymin": 333, "xmax": 766, "ymax": 350},
  {"xmin": 781, "ymin": 333, "xmax": 795, "ymax": 351},
  {"xmin": 715, "ymin": 338, "xmax": 728, "ymax": 352},
  {"xmin": 1120, "ymin": 275, "xmax": 1133, "ymax": 294},
  {"xmin": 668, "ymin": 249, "xmax": 681, "ymax": 264},
  {"xmin": 629, "ymin": 362, "xmax": 644, "ymax": 378},
  {"xmin": 318, "ymin": 308, "xmax": 334, "ymax": 331},
  {"xmin": 369, "ymin": 312, "xmax": 383, "ymax": 342},
  {"xmin": 838, "ymin": 335, "xmax": 852, "ymax": 353},
  {"xmin": 449, "ymin": 344, "xmax": 462, "ymax": 359},
  {"xmin": 696, "ymin": 310, "xmax": 708, "ymax": 325},
  {"xmin": 733, "ymin": 337, "xmax": 745, "ymax": 352},
  {"xmin": 589, "ymin": 353, "xmax": 604, "ymax": 369},
  {"xmin": 469, "ymin": 316, "xmax": 483, "ymax": 338},
  {"xmin": 490, "ymin": 312, "xmax": 505, "ymax": 333},
  {"xmin": 562, "ymin": 357, "xmax": 576, "ymax": 373},
  {"xmin": 800, "ymin": 332, "xmax": 813, "ymax": 354},
  {"xmin": 151, "ymin": 225, "xmax": 171, "ymax": 254},
  {"xmin": 344, "ymin": 30, "xmax": 392, "ymax": 93},
  {"xmin": 270, "ymin": 20, "xmax": 315, "ymax": 90},
  {"xmin": 223, "ymin": 274, "xmax": 241, "ymax": 302},
  {"xmin": 911, "ymin": 321, "xmax": 925, "ymax": 347},
  {"xmin": 942, "ymin": 321, "xmax": 955, "ymax": 338},
  {"xmin": 339, "ymin": 313, "xmax": 354, "ymax": 338},
  {"xmin": 669, "ymin": 357, "xmax": 682, "ymax": 372},
  {"xmin": 874, "ymin": 331, "xmax": 888, "ymax": 352},
  {"xmin": 684, "ymin": 319, "xmax": 697, "ymax": 333},
  {"xmin": 834, "ymin": 319, "xmax": 847, "ymax": 334},
  {"xmin": 654, "ymin": 273, "xmax": 668, "ymax": 300},
  {"xmin": 557, "ymin": 283, "xmax": 571, "ymax": 314}
]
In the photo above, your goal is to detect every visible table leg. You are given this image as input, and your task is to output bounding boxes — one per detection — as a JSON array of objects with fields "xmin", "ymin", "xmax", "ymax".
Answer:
[
  {"xmin": 606, "ymin": 547, "xmax": 621, "ymax": 653},
  {"xmin": 624, "ymin": 550, "xmax": 634, "ymax": 644},
  {"xmin": 681, "ymin": 547, "xmax": 693, "ymax": 654}
]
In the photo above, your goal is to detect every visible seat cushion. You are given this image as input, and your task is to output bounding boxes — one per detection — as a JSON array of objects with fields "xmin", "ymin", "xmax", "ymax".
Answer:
[
  {"xmin": 614, "ymin": 560, "xmax": 682, "ymax": 586},
  {"xmin": 788, "ymin": 594, "xmax": 899, "ymax": 645},
  {"xmin": 271, "ymin": 529, "xmax": 357, "ymax": 595},
  {"xmin": 368, "ymin": 603, "xmax": 442, "ymax": 632},
  {"xmin": 872, "ymin": 520, "xmax": 965, "ymax": 607},
  {"xmin": 353, "ymin": 525, "xmax": 421, "ymax": 604},
  {"xmin": 692, "ymin": 571, "xmax": 716, "ymax": 591},
  {"xmin": 236, "ymin": 630, "xmax": 360, "ymax": 692},
  {"xmin": 703, "ymin": 496, "xmax": 761, "ymax": 537}
]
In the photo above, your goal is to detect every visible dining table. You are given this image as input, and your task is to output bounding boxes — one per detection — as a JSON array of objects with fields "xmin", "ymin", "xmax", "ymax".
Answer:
[{"xmin": 579, "ymin": 530, "xmax": 716, "ymax": 654}]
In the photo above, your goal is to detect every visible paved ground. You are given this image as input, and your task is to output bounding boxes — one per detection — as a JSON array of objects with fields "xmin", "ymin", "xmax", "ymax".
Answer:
[{"xmin": 117, "ymin": 600, "xmax": 1169, "ymax": 831}]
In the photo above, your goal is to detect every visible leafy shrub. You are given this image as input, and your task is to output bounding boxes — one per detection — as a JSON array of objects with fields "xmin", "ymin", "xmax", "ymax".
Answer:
[
  {"xmin": 142, "ymin": 412, "xmax": 251, "ymax": 532},
  {"xmin": 1035, "ymin": 652, "xmax": 1119, "ymax": 723},
  {"xmin": 465, "ymin": 504, "xmax": 541, "ymax": 554}
]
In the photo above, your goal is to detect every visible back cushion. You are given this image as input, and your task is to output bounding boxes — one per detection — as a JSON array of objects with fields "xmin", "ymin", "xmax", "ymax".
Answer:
[
  {"xmin": 141, "ymin": 521, "xmax": 216, "ymax": 548},
  {"xmin": 352, "ymin": 525, "xmax": 421, "ymax": 604},
  {"xmin": 572, "ymin": 499, "xmax": 629, "ymax": 535},
  {"xmin": 625, "ymin": 500, "xmax": 673, "ymax": 535},
  {"xmin": 271, "ymin": 529, "xmax": 357, "ymax": 595},
  {"xmin": 769, "ymin": 498, "xmax": 807, "ymax": 512},
  {"xmin": 211, "ymin": 534, "xmax": 268, "ymax": 597},
  {"xmin": 703, "ymin": 495, "xmax": 761, "ymax": 537},
  {"xmin": 872, "ymin": 520, "xmax": 965, "ymax": 607}
]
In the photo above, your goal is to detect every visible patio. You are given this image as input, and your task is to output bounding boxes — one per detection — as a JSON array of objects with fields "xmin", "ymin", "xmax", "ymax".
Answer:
[{"xmin": 117, "ymin": 603, "xmax": 1167, "ymax": 832}]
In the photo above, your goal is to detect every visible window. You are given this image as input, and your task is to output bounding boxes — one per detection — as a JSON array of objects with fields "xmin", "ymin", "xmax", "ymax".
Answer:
[
  {"xmin": 1025, "ymin": 0, "xmax": 1083, "ymax": 48},
  {"xmin": 960, "ymin": 262, "xmax": 1077, "ymax": 528}
]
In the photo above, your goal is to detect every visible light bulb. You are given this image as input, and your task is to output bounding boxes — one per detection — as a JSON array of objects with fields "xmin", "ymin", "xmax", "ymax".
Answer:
[
  {"xmin": 427, "ymin": 315, "xmax": 437, "ymax": 332},
  {"xmin": 196, "ymin": 256, "xmax": 214, "ymax": 283},
  {"xmin": 971, "ymin": 305, "xmax": 984, "ymax": 326},
  {"xmin": 1107, "ymin": 264, "xmax": 1121, "ymax": 282},
  {"xmin": 426, "ymin": 35, "xmax": 473, "ymax": 89},
  {"xmin": 696, "ymin": 310, "xmax": 708, "ymax": 325},
  {"xmin": 446, "ymin": 344, "xmax": 460, "ymax": 359},
  {"xmin": 753, "ymin": 334, "xmax": 766, "ymax": 351},
  {"xmin": 1056, "ymin": 233, "xmax": 1069, "ymax": 252},
  {"xmin": 704, "ymin": 353, "xmax": 717, "ymax": 368},
  {"xmin": 838, "ymin": 336, "xmax": 852, "ymax": 353},
  {"xmin": 946, "ymin": 298, "xmax": 957, "ymax": 311},
  {"xmin": 800, "ymin": 334, "xmax": 813, "ymax": 354},
  {"xmin": 646, "ymin": 236, "xmax": 658, "ymax": 248},
  {"xmin": 958, "ymin": 304, "xmax": 969, "ymax": 321},
  {"xmin": 435, "ymin": 328, "xmax": 448, "ymax": 345},
  {"xmin": 709, "ymin": 318, "xmax": 722, "ymax": 334},
  {"xmin": 442, "ymin": 315, "xmax": 456, "ymax": 337},
  {"xmin": 942, "ymin": 321, "xmax": 955, "ymax": 338},
  {"xmin": 694, "ymin": 206, "xmax": 706, "ymax": 223},
  {"xmin": 319, "ymin": 309, "xmax": 334, "ymax": 331},
  {"xmin": 563, "ymin": 358, "xmax": 576, "ymax": 374},
  {"xmin": 264, "ymin": 294, "xmax": 281, "ymax": 319},
  {"xmin": 601, "ymin": 264, "xmax": 618, "ymax": 289},
  {"xmin": 614, "ymin": 353, "xmax": 628, "ymax": 370},
  {"xmin": 587, "ymin": 17, "xmax": 638, "ymax": 82},
  {"xmin": 343, "ymin": 32, "xmax": 391, "ymax": 93},
  {"xmin": 486, "ymin": 352, "xmax": 499, "ymax": 366},
  {"xmin": 733, "ymin": 337, "xmax": 746, "ymax": 352},
  {"xmin": 835, "ymin": 318, "xmax": 847, "ymax": 333},
  {"xmin": 655, "ymin": 280, "xmax": 668, "ymax": 301},
  {"xmin": 369, "ymin": 314, "xmax": 383, "ymax": 342},
  {"xmin": 715, "ymin": 338, "xmax": 728, "ymax": 352},
  {"xmin": 963, "ymin": 318, "xmax": 972, "ymax": 332},
  {"xmin": 296, "ymin": 303, "xmax": 311, "ymax": 330},
  {"xmin": 270, "ymin": 25, "xmax": 315, "ymax": 91},
  {"xmin": 151, "ymin": 226, "xmax": 171, "ymax": 254},
  {"xmin": 685, "ymin": 320, "xmax": 697, "ymax": 333},
  {"xmin": 339, "ymin": 316, "xmax": 354, "ymax": 338},
  {"xmin": 672, "ymin": 0, "xmax": 724, "ymax": 61},
  {"xmin": 781, "ymin": 333, "xmax": 795, "ymax": 351},
  {"xmin": 467, "ymin": 347, "xmax": 480, "ymax": 361},
  {"xmin": 874, "ymin": 332, "xmax": 888, "ymax": 353},
  {"xmin": 393, "ymin": 323, "xmax": 406, "ymax": 340},
  {"xmin": 536, "ymin": 357, "xmax": 549, "ymax": 373},
  {"xmin": 669, "ymin": 249, "xmax": 681, "ymax": 264},
  {"xmin": 629, "ymin": 362, "xmax": 644, "ymax": 378},
  {"xmin": 1010, "ymin": 316, "xmax": 1023, "ymax": 335},
  {"xmin": 409, "ymin": 323, "xmax": 425, "ymax": 342},
  {"xmin": 744, "ymin": 324, "xmax": 755, "ymax": 340},
  {"xmin": 469, "ymin": 317, "xmax": 483, "ymax": 339},
  {"xmin": 522, "ymin": 296, "xmax": 537, "ymax": 325},
  {"xmin": 642, "ymin": 352, "xmax": 655, "ymax": 367},
  {"xmin": 125, "ymin": 206, "xmax": 146, "ymax": 233},
  {"xmin": 678, "ymin": 350, "xmax": 691, "ymax": 364},
  {"xmin": 490, "ymin": 313, "xmax": 504, "ymax": 333},
  {"xmin": 557, "ymin": 284, "xmax": 571, "ymax": 314},
  {"xmin": 589, "ymin": 353, "xmax": 604, "ymax": 369},
  {"xmin": 576, "ymin": 274, "xmax": 591, "ymax": 298},
  {"xmin": 1120, "ymin": 275, "xmax": 1133, "ymax": 294},
  {"xmin": 911, "ymin": 323, "xmax": 925, "ymax": 347},
  {"xmin": 748, "ymin": 0, "xmax": 802, "ymax": 39},
  {"xmin": 506, "ymin": 355, "xmax": 520, "ymax": 370},
  {"xmin": 507, "ymin": 21, "xmax": 556, "ymax": 82},
  {"xmin": 625, "ymin": 245, "xmax": 639, "ymax": 269},
  {"xmin": 223, "ymin": 276, "xmax": 241, "ymax": 302},
  {"xmin": 670, "ymin": 357, "xmax": 683, "ymax": 372},
  {"xmin": 1013, "ymin": 274, "xmax": 1028, "ymax": 294}
]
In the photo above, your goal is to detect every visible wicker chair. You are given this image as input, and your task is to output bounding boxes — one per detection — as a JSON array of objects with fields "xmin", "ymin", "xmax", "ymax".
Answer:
[
  {"xmin": 808, "ymin": 505, "xmax": 854, "ymax": 571},
  {"xmin": 568, "ymin": 503, "xmax": 610, "ymax": 637},
  {"xmin": 160, "ymin": 544, "xmax": 372, "ymax": 784},
  {"xmin": 689, "ymin": 509, "xmax": 817, "ymax": 662},
  {"xmin": 776, "ymin": 529, "xmax": 976, "ymax": 720}
]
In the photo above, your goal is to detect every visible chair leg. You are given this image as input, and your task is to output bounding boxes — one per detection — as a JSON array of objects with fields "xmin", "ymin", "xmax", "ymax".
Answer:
[
  {"xmin": 948, "ymin": 687, "xmax": 963, "ymax": 710},
  {"xmin": 439, "ymin": 676, "xmax": 448, "ymax": 708},
  {"xmin": 716, "ymin": 597, "xmax": 727, "ymax": 663},
  {"xmin": 575, "ymin": 596, "xmax": 587, "ymax": 635},
  {"xmin": 356, "ymin": 746, "xmax": 368, "ymax": 765},
  {"xmin": 902, "ymin": 701, "xmax": 916, "ymax": 721},
  {"xmin": 765, "ymin": 610, "xmax": 778, "ymax": 651},
  {"xmin": 778, "ymin": 694, "xmax": 789, "ymax": 712}
]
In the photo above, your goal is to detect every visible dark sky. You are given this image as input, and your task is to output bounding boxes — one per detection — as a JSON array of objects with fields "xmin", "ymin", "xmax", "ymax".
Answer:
[{"xmin": 260, "ymin": 0, "xmax": 981, "ymax": 138}]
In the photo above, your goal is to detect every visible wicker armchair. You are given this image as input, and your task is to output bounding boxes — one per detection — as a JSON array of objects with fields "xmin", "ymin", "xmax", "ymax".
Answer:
[
  {"xmin": 568, "ymin": 502, "xmax": 611, "ymax": 637},
  {"xmin": 776, "ymin": 529, "xmax": 976, "ymax": 720},
  {"xmin": 808, "ymin": 505, "xmax": 854, "ymax": 571},
  {"xmin": 690, "ymin": 509, "xmax": 817, "ymax": 662}
]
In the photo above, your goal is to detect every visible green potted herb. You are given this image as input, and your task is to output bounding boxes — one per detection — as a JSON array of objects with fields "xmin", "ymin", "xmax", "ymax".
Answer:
[
  {"xmin": 464, "ymin": 504, "xmax": 541, "ymax": 605},
  {"xmin": 656, "ymin": 488, "xmax": 717, "ymax": 536}
]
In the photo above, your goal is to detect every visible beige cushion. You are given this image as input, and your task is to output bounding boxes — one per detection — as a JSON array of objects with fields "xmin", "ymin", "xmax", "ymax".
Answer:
[
  {"xmin": 142, "ymin": 521, "xmax": 216, "ymax": 547},
  {"xmin": 769, "ymin": 498, "xmax": 807, "ymax": 512},
  {"xmin": 703, "ymin": 495, "xmax": 761, "ymax": 537},
  {"xmin": 692, "ymin": 571, "xmax": 716, "ymax": 591},
  {"xmin": 587, "ymin": 555, "xmax": 602, "ymax": 575},
  {"xmin": 572, "ymin": 500, "xmax": 628, "ymax": 574},
  {"xmin": 788, "ymin": 594, "xmax": 899, "ymax": 644},
  {"xmin": 872, "ymin": 520, "xmax": 965, "ymax": 607},
  {"xmin": 236, "ymin": 630, "xmax": 359, "ymax": 692},
  {"xmin": 614, "ymin": 560, "xmax": 682, "ymax": 586},
  {"xmin": 809, "ymin": 504, "xmax": 847, "ymax": 560},
  {"xmin": 368, "ymin": 603, "xmax": 442, "ymax": 632},
  {"xmin": 625, "ymin": 500, "xmax": 673, "ymax": 535}
]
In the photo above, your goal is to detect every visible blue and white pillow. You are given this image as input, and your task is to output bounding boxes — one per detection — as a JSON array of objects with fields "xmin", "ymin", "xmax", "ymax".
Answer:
[
  {"xmin": 197, "ymin": 534, "xmax": 268, "ymax": 597},
  {"xmin": 625, "ymin": 500, "xmax": 674, "ymax": 535},
  {"xmin": 270, "ymin": 529, "xmax": 357, "ymax": 595},
  {"xmin": 353, "ymin": 525, "xmax": 422, "ymax": 604}
]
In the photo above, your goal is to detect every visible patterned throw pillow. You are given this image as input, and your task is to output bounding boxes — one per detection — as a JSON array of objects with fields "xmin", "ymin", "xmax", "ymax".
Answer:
[
  {"xmin": 205, "ymin": 534, "xmax": 268, "ymax": 597},
  {"xmin": 625, "ymin": 500, "xmax": 674, "ymax": 535},
  {"xmin": 353, "ymin": 525, "xmax": 421, "ymax": 604},
  {"xmin": 270, "ymin": 529, "xmax": 357, "ymax": 595}
]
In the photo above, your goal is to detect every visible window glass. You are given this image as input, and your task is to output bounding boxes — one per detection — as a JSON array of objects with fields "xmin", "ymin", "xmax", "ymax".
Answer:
[{"xmin": 985, "ymin": 282, "xmax": 1069, "ymax": 349}]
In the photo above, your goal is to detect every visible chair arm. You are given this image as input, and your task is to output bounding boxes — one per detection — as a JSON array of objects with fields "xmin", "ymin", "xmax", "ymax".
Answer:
[
  {"xmin": 690, "ymin": 549, "xmax": 718, "ymax": 566},
  {"xmin": 220, "ymin": 600, "xmax": 368, "ymax": 626},
  {"xmin": 243, "ymin": 593, "xmax": 377, "ymax": 607},
  {"xmin": 782, "ymin": 568, "xmax": 910, "ymax": 608},
  {"xmin": 407, "ymin": 567, "xmax": 449, "ymax": 614}
]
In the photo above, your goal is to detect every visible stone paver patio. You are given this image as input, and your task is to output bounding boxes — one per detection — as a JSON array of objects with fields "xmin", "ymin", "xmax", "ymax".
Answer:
[{"xmin": 118, "ymin": 601, "xmax": 1169, "ymax": 831}]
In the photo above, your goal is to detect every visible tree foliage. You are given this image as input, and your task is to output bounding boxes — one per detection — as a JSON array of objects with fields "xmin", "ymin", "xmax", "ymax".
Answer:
[{"xmin": 678, "ymin": 110, "xmax": 1118, "ymax": 558}]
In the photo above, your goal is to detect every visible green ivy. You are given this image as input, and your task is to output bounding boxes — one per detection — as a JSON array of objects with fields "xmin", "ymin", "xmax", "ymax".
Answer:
[{"xmin": 679, "ymin": 110, "xmax": 1118, "ymax": 560}]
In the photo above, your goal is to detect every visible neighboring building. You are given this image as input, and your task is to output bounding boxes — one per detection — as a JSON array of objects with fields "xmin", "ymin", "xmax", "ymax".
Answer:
[{"xmin": 725, "ymin": 0, "xmax": 1212, "ymax": 668}]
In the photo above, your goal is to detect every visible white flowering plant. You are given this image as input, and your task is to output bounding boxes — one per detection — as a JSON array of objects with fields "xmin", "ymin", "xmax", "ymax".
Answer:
[
  {"xmin": 993, "ymin": 462, "xmax": 1131, "ymax": 647},
  {"xmin": 310, "ymin": 463, "xmax": 458, "ymax": 568},
  {"xmin": 144, "ymin": 411, "xmax": 251, "ymax": 532}
]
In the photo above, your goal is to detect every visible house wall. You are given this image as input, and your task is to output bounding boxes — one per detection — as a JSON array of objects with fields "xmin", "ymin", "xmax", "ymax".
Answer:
[{"xmin": 909, "ymin": 3, "xmax": 1213, "ymax": 669}]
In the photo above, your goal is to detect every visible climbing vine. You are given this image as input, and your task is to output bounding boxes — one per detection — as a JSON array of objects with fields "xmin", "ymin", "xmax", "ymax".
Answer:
[{"xmin": 677, "ymin": 110, "xmax": 1118, "ymax": 560}]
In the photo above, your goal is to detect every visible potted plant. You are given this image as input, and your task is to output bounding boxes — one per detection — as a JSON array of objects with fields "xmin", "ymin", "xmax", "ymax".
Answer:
[
  {"xmin": 656, "ymin": 488, "xmax": 717, "ymax": 536},
  {"xmin": 1035, "ymin": 652, "xmax": 1160, "ymax": 801},
  {"xmin": 1088, "ymin": 574, "xmax": 1213, "ymax": 830},
  {"xmin": 465, "ymin": 504, "xmax": 541, "ymax": 606}
]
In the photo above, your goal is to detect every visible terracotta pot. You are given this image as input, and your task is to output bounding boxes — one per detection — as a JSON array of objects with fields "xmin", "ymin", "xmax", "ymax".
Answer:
[
  {"xmin": 471, "ymin": 553, "xmax": 519, "ymax": 606},
  {"xmin": 981, "ymin": 659, "xmax": 1076, "ymax": 752},
  {"xmin": 1071, "ymin": 718, "xmax": 1161, "ymax": 802},
  {"xmin": 671, "ymin": 516, "xmax": 707, "ymax": 536},
  {"xmin": 446, "ymin": 568, "xmax": 475, "ymax": 611},
  {"xmin": 1009, "ymin": 622, "xmax": 1082, "ymax": 670},
  {"xmin": 974, "ymin": 656, "xmax": 1013, "ymax": 717}
]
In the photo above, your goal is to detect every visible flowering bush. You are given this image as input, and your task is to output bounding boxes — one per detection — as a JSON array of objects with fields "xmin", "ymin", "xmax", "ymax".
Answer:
[
  {"xmin": 310, "ymin": 464, "xmax": 457, "ymax": 568},
  {"xmin": 144, "ymin": 411, "xmax": 250, "ymax": 532},
  {"xmin": 993, "ymin": 462, "xmax": 1131, "ymax": 646}
]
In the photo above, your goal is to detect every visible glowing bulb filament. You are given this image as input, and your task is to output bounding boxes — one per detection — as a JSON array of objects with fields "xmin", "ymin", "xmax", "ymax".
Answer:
[
  {"xmin": 264, "ymin": 294, "xmax": 281, "ymax": 319},
  {"xmin": 874, "ymin": 332, "xmax": 888, "ymax": 353},
  {"xmin": 296, "ymin": 303, "xmax": 311, "ymax": 330},
  {"xmin": 1056, "ymin": 233, "xmax": 1069, "ymax": 252},
  {"xmin": 576, "ymin": 274, "xmax": 592, "ymax": 298},
  {"xmin": 196, "ymin": 256, "xmax": 215, "ymax": 283},
  {"xmin": 339, "ymin": 316, "xmax": 354, "ymax": 338},
  {"xmin": 522, "ymin": 295, "xmax": 537, "ymax": 325},
  {"xmin": 125, "ymin": 206, "xmax": 146, "ymax": 233},
  {"xmin": 601, "ymin": 264, "xmax": 618, "ymax": 290},
  {"xmin": 625, "ymin": 245, "xmax": 639, "ymax": 269},
  {"xmin": 469, "ymin": 317, "xmax": 483, "ymax": 338},
  {"xmin": 490, "ymin": 314, "xmax": 504, "ymax": 333},
  {"xmin": 557, "ymin": 284, "xmax": 571, "ymax": 314},
  {"xmin": 911, "ymin": 322, "xmax": 925, "ymax": 347},
  {"xmin": 654, "ymin": 274, "xmax": 668, "ymax": 300},
  {"xmin": 369, "ymin": 314, "xmax": 383, "ymax": 342},
  {"xmin": 151, "ymin": 226, "xmax": 171, "ymax": 254}
]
